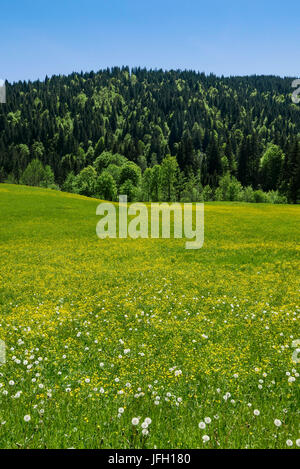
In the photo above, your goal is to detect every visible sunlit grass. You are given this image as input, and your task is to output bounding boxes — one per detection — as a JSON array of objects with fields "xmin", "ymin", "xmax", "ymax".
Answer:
[{"xmin": 0, "ymin": 184, "xmax": 299, "ymax": 449}]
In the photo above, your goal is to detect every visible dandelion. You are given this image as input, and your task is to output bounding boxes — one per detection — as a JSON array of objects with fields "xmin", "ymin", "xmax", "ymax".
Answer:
[
  {"xmin": 202, "ymin": 435, "xmax": 210, "ymax": 443},
  {"xmin": 198, "ymin": 422, "xmax": 206, "ymax": 429},
  {"xmin": 253, "ymin": 409, "xmax": 260, "ymax": 416},
  {"xmin": 274, "ymin": 419, "xmax": 282, "ymax": 427},
  {"xmin": 286, "ymin": 440, "xmax": 293, "ymax": 447},
  {"xmin": 204, "ymin": 417, "xmax": 211, "ymax": 424},
  {"xmin": 24, "ymin": 415, "xmax": 31, "ymax": 422},
  {"xmin": 132, "ymin": 418, "xmax": 139, "ymax": 426}
]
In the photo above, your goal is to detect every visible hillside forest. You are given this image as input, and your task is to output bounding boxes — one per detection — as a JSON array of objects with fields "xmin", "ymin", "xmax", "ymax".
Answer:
[{"xmin": 0, "ymin": 67, "xmax": 299, "ymax": 203}]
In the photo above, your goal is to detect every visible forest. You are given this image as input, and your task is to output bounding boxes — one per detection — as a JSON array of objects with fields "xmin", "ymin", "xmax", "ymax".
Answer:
[{"xmin": 0, "ymin": 67, "xmax": 299, "ymax": 203}]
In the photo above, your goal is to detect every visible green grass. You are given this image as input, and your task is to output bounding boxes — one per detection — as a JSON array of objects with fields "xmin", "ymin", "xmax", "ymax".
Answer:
[{"xmin": 0, "ymin": 184, "xmax": 299, "ymax": 449}]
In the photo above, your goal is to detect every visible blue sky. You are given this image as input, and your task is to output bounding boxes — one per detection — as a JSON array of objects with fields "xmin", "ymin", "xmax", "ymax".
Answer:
[{"xmin": 1, "ymin": 0, "xmax": 299, "ymax": 82}]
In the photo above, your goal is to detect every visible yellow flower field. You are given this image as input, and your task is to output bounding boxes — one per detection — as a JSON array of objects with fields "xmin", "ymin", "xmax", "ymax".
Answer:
[{"xmin": 0, "ymin": 184, "xmax": 299, "ymax": 448}]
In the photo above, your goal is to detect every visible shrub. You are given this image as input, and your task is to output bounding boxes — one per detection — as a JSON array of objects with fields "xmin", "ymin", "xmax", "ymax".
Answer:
[
  {"xmin": 215, "ymin": 173, "xmax": 244, "ymax": 201},
  {"xmin": 253, "ymin": 190, "xmax": 268, "ymax": 203},
  {"xmin": 41, "ymin": 165, "xmax": 55, "ymax": 188},
  {"xmin": 214, "ymin": 187, "xmax": 223, "ymax": 201},
  {"xmin": 243, "ymin": 186, "xmax": 255, "ymax": 203},
  {"xmin": 202, "ymin": 185, "xmax": 213, "ymax": 201},
  {"xmin": 5, "ymin": 173, "xmax": 17, "ymax": 184},
  {"xmin": 266, "ymin": 190, "xmax": 288, "ymax": 204},
  {"xmin": 62, "ymin": 172, "xmax": 76, "ymax": 193}
]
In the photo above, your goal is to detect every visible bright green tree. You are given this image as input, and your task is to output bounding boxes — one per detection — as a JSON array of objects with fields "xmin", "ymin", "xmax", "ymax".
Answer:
[
  {"xmin": 119, "ymin": 162, "xmax": 141, "ymax": 187},
  {"xmin": 41, "ymin": 165, "xmax": 55, "ymax": 188},
  {"xmin": 94, "ymin": 151, "xmax": 127, "ymax": 174},
  {"xmin": 62, "ymin": 171, "xmax": 76, "ymax": 193},
  {"xmin": 142, "ymin": 167, "xmax": 153, "ymax": 201},
  {"xmin": 119, "ymin": 179, "xmax": 138, "ymax": 202},
  {"xmin": 96, "ymin": 170, "xmax": 117, "ymax": 201},
  {"xmin": 74, "ymin": 166, "xmax": 97, "ymax": 197},
  {"xmin": 21, "ymin": 159, "xmax": 45, "ymax": 187},
  {"xmin": 150, "ymin": 165, "xmax": 161, "ymax": 202},
  {"xmin": 260, "ymin": 144, "xmax": 285, "ymax": 191},
  {"xmin": 160, "ymin": 155, "xmax": 179, "ymax": 201}
]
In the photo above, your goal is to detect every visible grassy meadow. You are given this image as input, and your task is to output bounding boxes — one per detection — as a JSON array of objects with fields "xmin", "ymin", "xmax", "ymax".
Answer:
[{"xmin": 0, "ymin": 183, "xmax": 299, "ymax": 449}]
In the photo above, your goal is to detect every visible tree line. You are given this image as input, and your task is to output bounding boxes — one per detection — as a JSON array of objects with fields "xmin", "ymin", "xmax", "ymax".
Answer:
[{"xmin": 0, "ymin": 67, "xmax": 299, "ymax": 203}]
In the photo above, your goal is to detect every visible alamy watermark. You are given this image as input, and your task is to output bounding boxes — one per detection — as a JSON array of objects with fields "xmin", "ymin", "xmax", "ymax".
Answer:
[
  {"xmin": 0, "ymin": 79, "xmax": 6, "ymax": 104},
  {"xmin": 292, "ymin": 79, "xmax": 300, "ymax": 104},
  {"xmin": 96, "ymin": 196, "xmax": 204, "ymax": 250},
  {"xmin": 0, "ymin": 340, "xmax": 5, "ymax": 365}
]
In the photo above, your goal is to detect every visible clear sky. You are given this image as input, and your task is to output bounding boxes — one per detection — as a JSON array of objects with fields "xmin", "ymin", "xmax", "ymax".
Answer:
[{"xmin": 1, "ymin": 0, "xmax": 299, "ymax": 83}]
